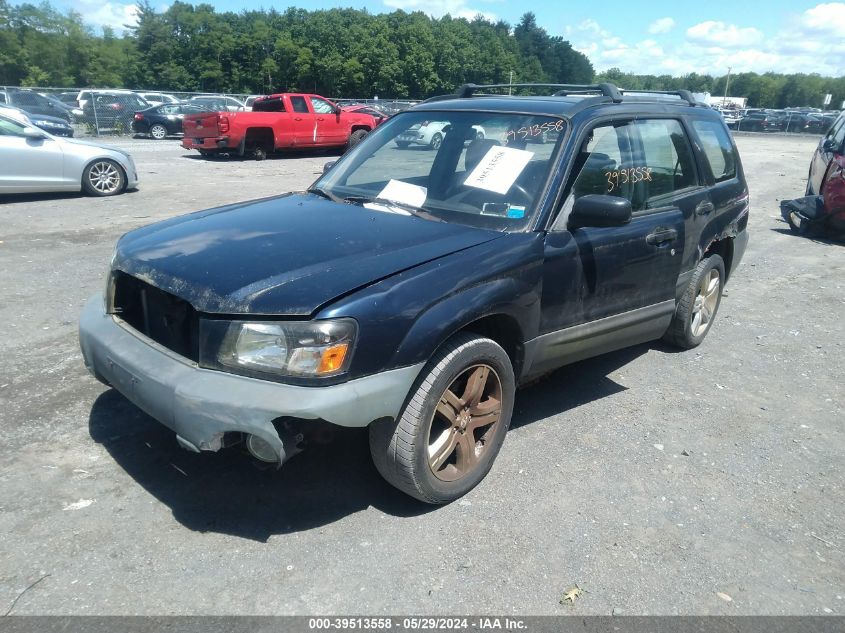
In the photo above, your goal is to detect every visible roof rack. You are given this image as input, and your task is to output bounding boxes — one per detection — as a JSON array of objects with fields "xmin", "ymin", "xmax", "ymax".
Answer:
[
  {"xmin": 452, "ymin": 82, "xmax": 623, "ymax": 103},
  {"xmin": 620, "ymin": 89, "xmax": 698, "ymax": 106}
]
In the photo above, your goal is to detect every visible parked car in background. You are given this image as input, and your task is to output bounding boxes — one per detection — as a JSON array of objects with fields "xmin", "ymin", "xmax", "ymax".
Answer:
[
  {"xmin": 138, "ymin": 92, "xmax": 180, "ymax": 107},
  {"xmin": 0, "ymin": 88, "xmax": 74, "ymax": 122},
  {"xmin": 395, "ymin": 120, "xmax": 485, "ymax": 149},
  {"xmin": 188, "ymin": 95, "xmax": 246, "ymax": 112},
  {"xmin": 76, "ymin": 89, "xmax": 139, "ymax": 112},
  {"xmin": 740, "ymin": 111, "xmax": 781, "ymax": 132},
  {"xmin": 55, "ymin": 91, "xmax": 81, "ymax": 107},
  {"xmin": 182, "ymin": 93, "xmax": 377, "ymax": 159},
  {"xmin": 807, "ymin": 110, "xmax": 845, "ymax": 197},
  {"xmin": 805, "ymin": 113, "xmax": 839, "ymax": 134},
  {"xmin": 38, "ymin": 93, "xmax": 83, "ymax": 120},
  {"xmin": 82, "ymin": 92, "xmax": 150, "ymax": 132},
  {"xmin": 244, "ymin": 95, "xmax": 265, "ymax": 111},
  {"xmin": 0, "ymin": 111, "xmax": 138, "ymax": 195},
  {"xmin": 132, "ymin": 103, "xmax": 213, "ymax": 139},
  {"xmin": 0, "ymin": 104, "xmax": 74, "ymax": 137},
  {"xmin": 342, "ymin": 104, "xmax": 389, "ymax": 126}
]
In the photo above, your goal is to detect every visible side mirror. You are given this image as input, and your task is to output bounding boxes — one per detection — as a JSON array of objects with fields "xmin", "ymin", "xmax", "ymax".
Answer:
[
  {"xmin": 569, "ymin": 194, "xmax": 632, "ymax": 229},
  {"xmin": 22, "ymin": 126, "xmax": 46, "ymax": 139},
  {"xmin": 822, "ymin": 138, "xmax": 836, "ymax": 152},
  {"xmin": 323, "ymin": 161, "xmax": 336, "ymax": 173}
]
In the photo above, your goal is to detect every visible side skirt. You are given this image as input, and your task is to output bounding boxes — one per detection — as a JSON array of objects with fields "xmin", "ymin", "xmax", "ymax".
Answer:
[{"xmin": 520, "ymin": 300, "xmax": 675, "ymax": 381}]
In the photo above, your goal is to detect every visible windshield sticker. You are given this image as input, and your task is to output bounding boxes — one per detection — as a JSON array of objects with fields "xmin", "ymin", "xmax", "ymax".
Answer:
[
  {"xmin": 464, "ymin": 146, "xmax": 534, "ymax": 195},
  {"xmin": 505, "ymin": 120, "xmax": 564, "ymax": 144},
  {"xmin": 604, "ymin": 167, "xmax": 653, "ymax": 193},
  {"xmin": 507, "ymin": 205, "xmax": 526, "ymax": 219}
]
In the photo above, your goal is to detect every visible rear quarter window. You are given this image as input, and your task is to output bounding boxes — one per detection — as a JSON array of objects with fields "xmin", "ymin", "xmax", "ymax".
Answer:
[{"xmin": 692, "ymin": 120, "xmax": 737, "ymax": 183}]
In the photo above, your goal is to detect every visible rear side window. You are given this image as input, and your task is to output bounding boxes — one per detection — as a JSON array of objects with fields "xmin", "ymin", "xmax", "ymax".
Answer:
[
  {"xmin": 291, "ymin": 96, "xmax": 309, "ymax": 114},
  {"xmin": 252, "ymin": 97, "xmax": 286, "ymax": 112},
  {"xmin": 633, "ymin": 119, "xmax": 698, "ymax": 208},
  {"xmin": 692, "ymin": 120, "xmax": 737, "ymax": 183}
]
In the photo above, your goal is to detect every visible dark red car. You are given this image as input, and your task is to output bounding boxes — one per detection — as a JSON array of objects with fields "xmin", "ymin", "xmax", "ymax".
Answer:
[
  {"xmin": 806, "ymin": 110, "xmax": 845, "ymax": 231},
  {"xmin": 781, "ymin": 112, "xmax": 845, "ymax": 236}
]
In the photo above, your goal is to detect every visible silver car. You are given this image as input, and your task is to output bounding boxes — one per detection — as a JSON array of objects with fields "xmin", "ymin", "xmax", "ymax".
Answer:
[{"xmin": 0, "ymin": 112, "xmax": 139, "ymax": 196}]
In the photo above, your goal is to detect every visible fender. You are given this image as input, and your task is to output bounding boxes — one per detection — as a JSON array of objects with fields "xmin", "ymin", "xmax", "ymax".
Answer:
[{"xmin": 389, "ymin": 271, "xmax": 541, "ymax": 374}]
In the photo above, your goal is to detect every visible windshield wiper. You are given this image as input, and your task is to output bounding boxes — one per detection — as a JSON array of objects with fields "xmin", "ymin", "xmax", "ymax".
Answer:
[
  {"xmin": 307, "ymin": 187, "xmax": 343, "ymax": 203},
  {"xmin": 344, "ymin": 196, "xmax": 443, "ymax": 222}
]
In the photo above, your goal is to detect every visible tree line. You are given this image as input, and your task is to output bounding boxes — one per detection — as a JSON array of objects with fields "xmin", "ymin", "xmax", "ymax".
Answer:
[{"xmin": 1, "ymin": 0, "xmax": 843, "ymax": 109}]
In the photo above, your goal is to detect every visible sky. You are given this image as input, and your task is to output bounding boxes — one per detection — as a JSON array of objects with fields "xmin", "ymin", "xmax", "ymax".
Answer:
[{"xmin": 50, "ymin": 0, "xmax": 845, "ymax": 77}]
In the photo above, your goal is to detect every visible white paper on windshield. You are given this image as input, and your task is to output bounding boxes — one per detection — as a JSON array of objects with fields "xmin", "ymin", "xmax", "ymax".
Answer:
[
  {"xmin": 464, "ymin": 146, "xmax": 534, "ymax": 194},
  {"xmin": 363, "ymin": 179, "xmax": 427, "ymax": 214}
]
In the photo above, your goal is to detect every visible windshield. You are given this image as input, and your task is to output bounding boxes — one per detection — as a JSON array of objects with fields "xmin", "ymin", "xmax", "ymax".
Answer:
[{"xmin": 315, "ymin": 110, "xmax": 565, "ymax": 231}]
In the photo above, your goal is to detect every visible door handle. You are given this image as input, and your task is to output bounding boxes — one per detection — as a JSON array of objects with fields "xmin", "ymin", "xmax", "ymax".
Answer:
[
  {"xmin": 696, "ymin": 201, "xmax": 715, "ymax": 216},
  {"xmin": 294, "ymin": 117, "xmax": 302, "ymax": 121},
  {"xmin": 646, "ymin": 228, "xmax": 678, "ymax": 246}
]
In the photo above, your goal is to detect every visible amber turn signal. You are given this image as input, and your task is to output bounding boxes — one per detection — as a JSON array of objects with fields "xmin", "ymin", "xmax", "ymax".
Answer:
[{"xmin": 317, "ymin": 343, "xmax": 349, "ymax": 374}]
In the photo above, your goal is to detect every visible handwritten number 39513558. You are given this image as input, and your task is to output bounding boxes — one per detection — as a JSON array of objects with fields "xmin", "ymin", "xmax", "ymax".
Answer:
[{"xmin": 604, "ymin": 167, "xmax": 653, "ymax": 193}]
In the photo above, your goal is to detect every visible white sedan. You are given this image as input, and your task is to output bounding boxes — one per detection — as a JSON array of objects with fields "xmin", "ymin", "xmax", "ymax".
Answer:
[
  {"xmin": 0, "ymin": 112, "xmax": 139, "ymax": 196},
  {"xmin": 395, "ymin": 120, "xmax": 485, "ymax": 150}
]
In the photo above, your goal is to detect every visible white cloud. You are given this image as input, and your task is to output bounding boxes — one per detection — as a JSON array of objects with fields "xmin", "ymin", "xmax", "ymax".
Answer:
[
  {"xmin": 799, "ymin": 2, "xmax": 845, "ymax": 33},
  {"xmin": 686, "ymin": 21, "xmax": 763, "ymax": 48},
  {"xmin": 647, "ymin": 17, "xmax": 675, "ymax": 35},
  {"xmin": 75, "ymin": 1, "xmax": 139, "ymax": 32},
  {"xmin": 563, "ymin": 5, "xmax": 845, "ymax": 77},
  {"xmin": 381, "ymin": 0, "xmax": 496, "ymax": 21}
]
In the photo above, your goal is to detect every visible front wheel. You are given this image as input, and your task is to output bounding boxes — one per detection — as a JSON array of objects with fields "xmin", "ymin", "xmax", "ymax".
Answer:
[
  {"xmin": 369, "ymin": 332, "xmax": 515, "ymax": 504},
  {"xmin": 348, "ymin": 129, "xmax": 368, "ymax": 149},
  {"xmin": 150, "ymin": 124, "xmax": 167, "ymax": 140},
  {"xmin": 82, "ymin": 159, "xmax": 126, "ymax": 196},
  {"xmin": 429, "ymin": 133, "xmax": 443, "ymax": 151},
  {"xmin": 663, "ymin": 254, "xmax": 725, "ymax": 349}
]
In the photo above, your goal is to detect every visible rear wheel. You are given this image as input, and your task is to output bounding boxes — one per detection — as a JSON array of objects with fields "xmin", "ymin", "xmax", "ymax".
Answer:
[
  {"xmin": 82, "ymin": 159, "xmax": 125, "ymax": 196},
  {"xmin": 149, "ymin": 124, "xmax": 167, "ymax": 140},
  {"xmin": 663, "ymin": 254, "xmax": 725, "ymax": 349},
  {"xmin": 429, "ymin": 133, "xmax": 443, "ymax": 151},
  {"xmin": 369, "ymin": 332, "xmax": 515, "ymax": 504}
]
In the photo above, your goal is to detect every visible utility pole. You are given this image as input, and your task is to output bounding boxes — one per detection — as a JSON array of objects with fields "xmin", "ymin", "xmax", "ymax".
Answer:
[
  {"xmin": 509, "ymin": 70, "xmax": 513, "ymax": 95},
  {"xmin": 723, "ymin": 66, "xmax": 732, "ymax": 107}
]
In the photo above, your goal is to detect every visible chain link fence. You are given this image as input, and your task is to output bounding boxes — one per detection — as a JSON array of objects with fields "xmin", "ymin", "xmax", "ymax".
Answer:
[{"xmin": 1, "ymin": 86, "xmax": 420, "ymax": 138}]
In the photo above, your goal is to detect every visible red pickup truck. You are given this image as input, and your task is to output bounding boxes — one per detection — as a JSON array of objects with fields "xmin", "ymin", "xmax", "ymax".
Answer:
[{"xmin": 181, "ymin": 93, "xmax": 378, "ymax": 160}]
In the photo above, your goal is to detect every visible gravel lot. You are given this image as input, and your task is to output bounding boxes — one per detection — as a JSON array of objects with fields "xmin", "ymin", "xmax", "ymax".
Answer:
[{"xmin": 0, "ymin": 134, "xmax": 842, "ymax": 616}]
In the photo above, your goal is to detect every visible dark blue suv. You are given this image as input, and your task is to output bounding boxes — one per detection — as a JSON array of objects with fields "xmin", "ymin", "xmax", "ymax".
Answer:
[{"xmin": 79, "ymin": 83, "xmax": 749, "ymax": 504}]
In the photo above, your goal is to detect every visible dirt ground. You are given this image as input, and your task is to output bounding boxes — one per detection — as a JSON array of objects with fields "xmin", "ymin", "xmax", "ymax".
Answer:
[{"xmin": 0, "ymin": 133, "xmax": 842, "ymax": 615}]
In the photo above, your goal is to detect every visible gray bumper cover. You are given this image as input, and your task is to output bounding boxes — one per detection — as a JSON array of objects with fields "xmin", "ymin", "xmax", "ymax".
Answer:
[{"xmin": 78, "ymin": 294, "xmax": 423, "ymax": 461}]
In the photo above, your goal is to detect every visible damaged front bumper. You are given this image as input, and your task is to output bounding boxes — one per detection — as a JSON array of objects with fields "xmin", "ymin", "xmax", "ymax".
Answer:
[{"xmin": 78, "ymin": 294, "xmax": 423, "ymax": 462}]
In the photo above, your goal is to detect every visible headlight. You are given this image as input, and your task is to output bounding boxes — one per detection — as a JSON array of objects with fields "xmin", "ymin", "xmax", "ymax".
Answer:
[{"xmin": 216, "ymin": 319, "xmax": 356, "ymax": 378}]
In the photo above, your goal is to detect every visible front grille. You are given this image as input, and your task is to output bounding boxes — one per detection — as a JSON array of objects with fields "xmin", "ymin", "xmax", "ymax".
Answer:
[{"xmin": 111, "ymin": 271, "xmax": 199, "ymax": 362}]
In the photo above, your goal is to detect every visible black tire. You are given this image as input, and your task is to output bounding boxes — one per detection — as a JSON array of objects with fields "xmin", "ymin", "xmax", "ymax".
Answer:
[
  {"xmin": 253, "ymin": 146, "xmax": 267, "ymax": 161},
  {"xmin": 395, "ymin": 141, "xmax": 410, "ymax": 149},
  {"xmin": 150, "ymin": 124, "xmax": 167, "ymax": 140},
  {"xmin": 348, "ymin": 129, "xmax": 368, "ymax": 149},
  {"xmin": 81, "ymin": 159, "xmax": 126, "ymax": 197},
  {"xmin": 663, "ymin": 254, "xmax": 725, "ymax": 349},
  {"xmin": 369, "ymin": 332, "xmax": 515, "ymax": 504},
  {"xmin": 429, "ymin": 133, "xmax": 443, "ymax": 150}
]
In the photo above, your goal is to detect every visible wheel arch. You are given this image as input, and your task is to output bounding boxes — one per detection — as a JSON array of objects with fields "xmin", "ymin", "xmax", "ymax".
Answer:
[
  {"xmin": 244, "ymin": 127, "xmax": 274, "ymax": 149},
  {"xmin": 702, "ymin": 236, "xmax": 734, "ymax": 280},
  {"xmin": 350, "ymin": 124, "xmax": 372, "ymax": 133}
]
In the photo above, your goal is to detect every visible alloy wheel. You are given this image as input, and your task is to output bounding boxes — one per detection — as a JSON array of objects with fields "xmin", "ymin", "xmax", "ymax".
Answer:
[
  {"xmin": 87, "ymin": 161, "xmax": 121, "ymax": 194},
  {"xmin": 427, "ymin": 364, "xmax": 503, "ymax": 482},
  {"xmin": 691, "ymin": 268, "xmax": 720, "ymax": 337}
]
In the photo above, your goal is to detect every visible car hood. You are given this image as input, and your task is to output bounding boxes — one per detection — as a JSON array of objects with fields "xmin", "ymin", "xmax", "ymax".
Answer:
[
  {"xmin": 60, "ymin": 137, "xmax": 129, "ymax": 155},
  {"xmin": 113, "ymin": 193, "xmax": 503, "ymax": 316}
]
